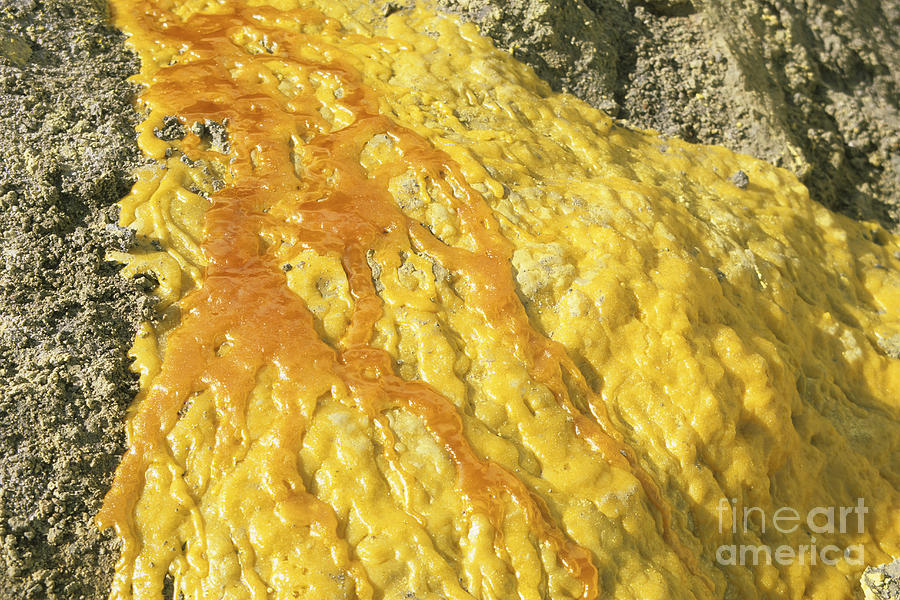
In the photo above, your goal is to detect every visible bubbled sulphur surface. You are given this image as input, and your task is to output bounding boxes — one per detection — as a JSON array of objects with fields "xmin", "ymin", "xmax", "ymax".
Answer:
[{"xmin": 100, "ymin": 0, "xmax": 900, "ymax": 599}]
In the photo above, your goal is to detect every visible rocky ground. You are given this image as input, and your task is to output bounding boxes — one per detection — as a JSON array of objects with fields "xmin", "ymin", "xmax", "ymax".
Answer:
[
  {"xmin": 0, "ymin": 1, "xmax": 151, "ymax": 598},
  {"xmin": 862, "ymin": 559, "xmax": 900, "ymax": 599},
  {"xmin": 439, "ymin": 0, "xmax": 900, "ymax": 226},
  {"xmin": 1, "ymin": 0, "xmax": 898, "ymax": 598}
]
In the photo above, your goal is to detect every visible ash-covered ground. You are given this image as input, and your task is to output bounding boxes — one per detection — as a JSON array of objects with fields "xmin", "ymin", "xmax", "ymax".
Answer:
[{"xmin": 0, "ymin": 1, "xmax": 150, "ymax": 598}]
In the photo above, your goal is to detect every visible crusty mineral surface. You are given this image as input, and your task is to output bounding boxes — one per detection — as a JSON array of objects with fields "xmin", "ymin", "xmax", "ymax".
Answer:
[{"xmin": 99, "ymin": 0, "xmax": 900, "ymax": 598}]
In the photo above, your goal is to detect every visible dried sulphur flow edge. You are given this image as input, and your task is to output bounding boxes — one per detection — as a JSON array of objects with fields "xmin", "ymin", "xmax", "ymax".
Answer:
[{"xmin": 101, "ymin": 0, "xmax": 900, "ymax": 599}]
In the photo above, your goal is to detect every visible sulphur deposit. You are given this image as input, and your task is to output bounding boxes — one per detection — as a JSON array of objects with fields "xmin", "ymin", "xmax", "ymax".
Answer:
[{"xmin": 99, "ymin": 0, "xmax": 900, "ymax": 599}]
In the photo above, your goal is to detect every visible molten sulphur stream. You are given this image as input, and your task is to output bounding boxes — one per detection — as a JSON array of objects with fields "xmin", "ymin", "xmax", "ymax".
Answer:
[{"xmin": 100, "ymin": 0, "xmax": 900, "ymax": 599}]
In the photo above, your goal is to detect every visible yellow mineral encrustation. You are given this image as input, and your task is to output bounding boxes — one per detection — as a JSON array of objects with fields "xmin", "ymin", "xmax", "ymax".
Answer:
[{"xmin": 98, "ymin": 0, "xmax": 900, "ymax": 598}]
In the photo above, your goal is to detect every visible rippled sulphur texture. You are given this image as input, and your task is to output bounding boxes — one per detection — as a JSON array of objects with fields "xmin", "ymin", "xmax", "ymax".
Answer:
[{"xmin": 101, "ymin": 1, "xmax": 900, "ymax": 599}]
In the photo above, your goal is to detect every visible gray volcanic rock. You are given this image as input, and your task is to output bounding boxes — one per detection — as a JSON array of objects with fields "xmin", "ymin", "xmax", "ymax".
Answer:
[{"xmin": 436, "ymin": 0, "xmax": 900, "ymax": 228}]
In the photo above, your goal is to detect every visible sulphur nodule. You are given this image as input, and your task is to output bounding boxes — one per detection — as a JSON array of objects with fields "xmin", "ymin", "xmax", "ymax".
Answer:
[{"xmin": 101, "ymin": 1, "xmax": 900, "ymax": 599}]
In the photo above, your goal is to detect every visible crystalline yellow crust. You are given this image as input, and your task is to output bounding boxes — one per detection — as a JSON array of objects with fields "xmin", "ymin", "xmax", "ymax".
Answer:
[{"xmin": 102, "ymin": 1, "xmax": 900, "ymax": 599}]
